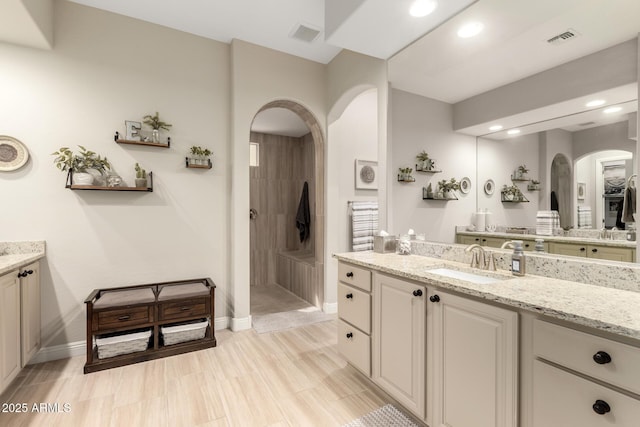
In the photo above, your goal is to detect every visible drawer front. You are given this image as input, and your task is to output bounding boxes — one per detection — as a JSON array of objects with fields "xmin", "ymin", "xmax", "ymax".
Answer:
[
  {"xmin": 533, "ymin": 320, "xmax": 640, "ymax": 394},
  {"xmin": 159, "ymin": 298, "xmax": 209, "ymax": 321},
  {"xmin": 338, "ymin": 319, "xmax": 371, "ymax": 376},
  {"xmin": 338, "ymin": 283, "xmax": 371, "ymax": 334},
  {"xmin": 338, "ymin": 262, "xmax": 371, "ymax": 292},
  {"xmin": 533, "ymin": 360, "xmax": 640, "ymax": 427},
  {"xmin": 96, "ymin": 306, "xmax": 152, "ymax": 331}
]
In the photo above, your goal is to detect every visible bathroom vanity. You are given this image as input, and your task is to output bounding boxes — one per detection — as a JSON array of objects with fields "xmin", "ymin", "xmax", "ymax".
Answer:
[
  {"xmin": 335, "ymin": 244, "xmax": 640, "ymax": 427},
  {"xmin": 0, "ymin": 241, "xmax": 45, "ymax": 395}
]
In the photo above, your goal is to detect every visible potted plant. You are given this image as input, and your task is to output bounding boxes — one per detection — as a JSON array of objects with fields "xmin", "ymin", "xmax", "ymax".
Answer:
[
  {"xmin": 134, "ymin": 163, "xmax": 147, "ymax": 188},
  {"xmin": 398, "ymin": 167, "xmax": 414, "ymax": 182},
  {"xmin": 513, "ymin": 164, "xmax": 529, "ymax": 180},
  {"xmin": 437, "ymin": 178, "xmax": 460, "ymax": 199},
  {"xmin": 416, "ymin": 151, "xmax": 434, "ymax": 171},
  {"xmin": 528, "ymin": 179, "xmax": 541, "ymax": 191},
  {"xmin": 502, "ymin": 184, "xmax": 523, "ymax": 201},
  {"xmin": 52, "ymin": 145, "xmax": 111, "ymax": 185},
  {"xmin": 143, "ymin": 112, "xmax": 172, "ymax": 143}
]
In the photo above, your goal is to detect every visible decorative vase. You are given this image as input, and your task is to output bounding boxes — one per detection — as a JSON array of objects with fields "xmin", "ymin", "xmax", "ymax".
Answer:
[
  {"xmin": 152, "ymin": 129, "xmax": 160, "ymax": 143},
  {"xmin": 135, "ymin": 178, "xmax": 147, "ymax": 188},
  {"xmin": 73, "ymin": 172, "xmax": 94, "ymax": 185}
]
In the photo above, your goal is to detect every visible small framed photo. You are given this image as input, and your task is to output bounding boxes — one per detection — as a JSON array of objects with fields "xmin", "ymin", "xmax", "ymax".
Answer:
[
  {"xmin": 577, "ymin": 182, "xmax": 586, "ymax": 200},
  {"xmin": 355, "ymin": 159, "xmax": 378, "ymax": 190}
]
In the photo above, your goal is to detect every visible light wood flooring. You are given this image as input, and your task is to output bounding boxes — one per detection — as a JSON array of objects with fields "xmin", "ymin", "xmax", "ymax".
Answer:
[{"xmin": 0, "ymin": 319, "xmax": 413, "ymax": 427}]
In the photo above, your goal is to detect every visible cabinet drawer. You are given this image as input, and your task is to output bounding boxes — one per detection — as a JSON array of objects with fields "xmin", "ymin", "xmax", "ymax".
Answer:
[
  {"xmin": 338, "ymin": 283, "xmax": 371, "ymax": 334},
  {"xmin": 532, "ymin": 360, "xmax": 640, "ymax": 427},
  {"xmin": 338, "ymin": 319, "xmax": 371, "ymax": 376},
  {"xmin": 95, "ymin": 306, "xmax": 153, "ymax": 331},
  {"xmin": 338, "ymin": 262, "xmax": 371, "ymax": 292},
  {"xmin": 159, "ymin": 298, "xmax": 208, "ymax": 321},
  {"xmin": 533, "ymin": 320, "xmax": 640, "ymax": 394}
]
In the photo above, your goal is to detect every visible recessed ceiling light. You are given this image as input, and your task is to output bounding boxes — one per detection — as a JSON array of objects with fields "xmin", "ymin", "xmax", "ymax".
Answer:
[
  {"xmin": 457, "ymin": 22, "xmax": 484, "ymax": 38},
  {"xmin": 489, "ymin": 125, "xmax": 503, "ymax": 131},
  {"xmin": 507, "ymin": 129, "xmax": 521, "ymax": 135},
  {"xmin": 410, "ymin": 0, "xmax": 438, "ymax": 17},
  {"xmin": 603, "ymin": 106, "xmax": 623, "ymax": 114},
  {"xmin": 585, "ymin": 99, "xmax": 605, "ymax": 107}
]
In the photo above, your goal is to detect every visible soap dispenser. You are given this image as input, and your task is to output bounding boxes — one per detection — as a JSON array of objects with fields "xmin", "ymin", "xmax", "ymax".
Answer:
[{"xmin": 511, "ymin": 240, "xmax": 526, "ymax": 276}]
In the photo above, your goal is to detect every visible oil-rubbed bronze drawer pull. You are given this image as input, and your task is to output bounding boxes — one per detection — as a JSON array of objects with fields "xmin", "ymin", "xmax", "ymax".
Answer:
[{"xmin": 118, "ymin": 315, "xmax": 131, "ymax": 321}]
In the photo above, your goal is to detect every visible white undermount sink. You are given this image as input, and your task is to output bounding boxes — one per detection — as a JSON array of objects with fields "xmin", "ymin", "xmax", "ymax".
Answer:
[{"xmin": 427, "ymin": 268, "xmax": 509, "ymax": 284}]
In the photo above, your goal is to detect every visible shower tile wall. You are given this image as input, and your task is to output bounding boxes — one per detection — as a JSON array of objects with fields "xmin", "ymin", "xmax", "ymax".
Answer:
[{"xmin": 250, "ymin": 132, "xmax": 315, "ymax": 287}]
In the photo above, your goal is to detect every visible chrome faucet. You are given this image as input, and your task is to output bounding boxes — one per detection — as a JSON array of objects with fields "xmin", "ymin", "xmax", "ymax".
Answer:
[
  {"xmin": 465, "ymin": 244, "xmax": 486, "ymax": 269},
  {"xmin": 465, "ymin": 244, "xmax": 497, "ymax": 271}
]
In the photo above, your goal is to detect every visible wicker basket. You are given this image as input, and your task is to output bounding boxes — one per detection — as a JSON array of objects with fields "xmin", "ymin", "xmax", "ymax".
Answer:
[
  {"xmin": 95, "ymin": 329, "xmax": 151, "ymax": 359},
  {"xmin": 161, "ymin": 319, "xmax": 209, "ymax": 346}
]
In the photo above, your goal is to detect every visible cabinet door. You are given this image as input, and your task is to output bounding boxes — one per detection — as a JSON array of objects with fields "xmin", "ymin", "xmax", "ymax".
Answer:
[
  {"xmin": 1, "ymin": 271, "xmax": 21, "ymax": 394},
  {"xmin": 373, "ymin": 273, "xmax": 426, "ymax": 419},
  {"xmin": 430, "ymin": 290, "xmax": 518, "ymax": 427},
  {"xmin": 20, "ymin": 262, "xmax": 40, "ymax": 367},
  {"xmin": 587, "ymin": 245, "xmax": 634, "ymax": 262},
  {"xmin": 549, "ymin": 242, "xmax": 587, "ymax": 257}
]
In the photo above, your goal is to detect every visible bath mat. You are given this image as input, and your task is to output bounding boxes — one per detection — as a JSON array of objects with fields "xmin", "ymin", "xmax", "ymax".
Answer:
[
  {"xmin": 252, "ymin": 307, "xmax": 334, "ymax": 334},
  {"xmin": 342, "ymin": 404, "xmax": 418, "ymax": 427}
]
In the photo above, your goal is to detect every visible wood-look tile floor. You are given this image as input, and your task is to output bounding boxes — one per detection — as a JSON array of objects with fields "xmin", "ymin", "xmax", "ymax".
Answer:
[{"xmin": 0, "ymin": 320, "xmax": 411, "ymax": 427}]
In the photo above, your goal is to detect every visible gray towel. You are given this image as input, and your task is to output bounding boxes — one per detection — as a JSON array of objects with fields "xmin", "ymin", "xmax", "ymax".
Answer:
[
  {"xmin": 622, "ymin": 186, "xmax": 636, "ymax": 223},
  {"xmin": 296, "ymin": 182, "xmax": 310, "ymax": 242}
]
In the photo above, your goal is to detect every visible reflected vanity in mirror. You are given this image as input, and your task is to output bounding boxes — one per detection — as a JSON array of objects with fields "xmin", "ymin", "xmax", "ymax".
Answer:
[{"xmin": 469, "ymin": 94, "xmax": 638, "ymax": 264}]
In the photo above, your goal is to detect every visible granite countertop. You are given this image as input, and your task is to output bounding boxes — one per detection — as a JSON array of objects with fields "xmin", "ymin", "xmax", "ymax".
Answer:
[
  {"xmin": 457, "ymin": 230, "xmax": 636, "ymax": 249},
  {"xmin": 0, "ymin": 241, "xmax": 46, "ymax": 276},
  {"xmin": 334, "ymin": 251, "xmax": 640, "ymax": 341}
]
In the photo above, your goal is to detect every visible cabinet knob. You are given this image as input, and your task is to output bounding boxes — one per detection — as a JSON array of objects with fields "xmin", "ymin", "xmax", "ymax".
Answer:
[
  {"xmin": 592, "ymin": 248, "xmax": 598, "ymax": 253},
  {"xmin": 593, "ymin": 351, "xmax": 612, "ymax": 365},
  {"xmin": 429, "ymin": 295, "xmax": 440, "ymax": 303},
  {"xmin": 592, "ymin": 400, "xmax": 611, "ymax": 415},
  {"xmin": 346, "ymin": 272, "xmax": 354, "ymax": 278},
  {"xmin": 413, "ymin": 289, "xmax": 423, "ymax": 297},
  {"xmin": 346, "ymin": 332, "xmax": 353, "ymax": 339},
  {"xmin": 345, "ymin": 293, "xmax": 353, "ymax": 299},
  {"xmin": 580, "ymin": 247, "xmax": 586, "ymax": 252}
]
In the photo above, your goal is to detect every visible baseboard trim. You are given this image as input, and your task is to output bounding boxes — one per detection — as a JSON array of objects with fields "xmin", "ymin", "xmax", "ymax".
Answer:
[
  {"xmin": 323, "ymin": 302, "xmax": 338, "ymax": 314},
  {"xmin": 31, "ymin": 316, "xmax": 232, "ymax": 364},
  {"xmin": 231, "ymin": 315, "xmax": 252, "ymax": 331}
]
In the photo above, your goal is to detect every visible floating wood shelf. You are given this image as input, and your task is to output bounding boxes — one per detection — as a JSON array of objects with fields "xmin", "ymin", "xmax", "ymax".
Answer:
[
  {"xmin": 185, "ymin": 157, "xmax": 212, "ymax": 169},
  {"xmin": 114, "ymin": 132, "xmax": 170, "ymax": 148},
  {"xmin": 66, "ymin": 171, "xmax": 154, "ymax": 192}
]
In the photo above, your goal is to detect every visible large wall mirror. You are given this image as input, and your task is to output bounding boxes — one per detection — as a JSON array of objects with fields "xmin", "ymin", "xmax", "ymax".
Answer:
[{"xmin": 475, "ymin": 88, "xmax": 637, "ymax": 263}]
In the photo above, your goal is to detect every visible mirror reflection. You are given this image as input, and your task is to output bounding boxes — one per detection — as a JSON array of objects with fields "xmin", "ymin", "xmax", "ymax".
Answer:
[{"xmin": 474, "ymin": 98, "xmax": 637, "ymax": 263}]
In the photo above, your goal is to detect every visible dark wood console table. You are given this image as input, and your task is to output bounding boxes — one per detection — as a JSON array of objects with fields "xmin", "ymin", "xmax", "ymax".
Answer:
[{"xmin": 84, "ymin": 278, "xmax": 216, "ymax": 374}]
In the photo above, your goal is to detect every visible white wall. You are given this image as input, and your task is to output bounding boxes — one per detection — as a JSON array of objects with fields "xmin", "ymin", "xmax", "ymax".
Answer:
[
  {"xmin": 478, "ymin": 134, "xmax": 540, "ymax": 228},
  {"xmin": 390, "ymin": 89, "xmax": 476, "ymax": 242},
  {"xmin": 0, "ymin": 1, "xmax": 230, "ymax": 346},
  {"xmin": 230, "ymin": 39, "xmax": 326, "ymax": 327},
  {"xmin": 327, "ymin": 88, "xmax": 378, "ymax": 249}
]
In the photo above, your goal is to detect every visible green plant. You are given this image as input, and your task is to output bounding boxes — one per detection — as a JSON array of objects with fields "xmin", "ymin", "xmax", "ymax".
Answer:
[
  {"xmin": 438, "ymin": 178, "xmax": 460, "ymax": 192},
  {"xmin": 143, "ymin": 112, "xmax": 172, "ymax": 131},
  {"xmin": 502, "ymin": 184, "xmax": 522, "ymax": 197},
  {"xmin": 52, "ymin": 145, "xmax": 111, "ymax": 174},
  {"xmin": 135, "ymin": 163, "xmax": 146, "ymax": 179},
  {"xmin": 416, "ymin": 150, "xmax": 430, "ymax": 162}
]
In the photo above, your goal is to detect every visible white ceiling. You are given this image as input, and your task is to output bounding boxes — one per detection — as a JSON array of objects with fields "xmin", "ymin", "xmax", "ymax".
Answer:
[{"xmin": 40, "ymin": 1, "xmax": 640, "ymax": 135}]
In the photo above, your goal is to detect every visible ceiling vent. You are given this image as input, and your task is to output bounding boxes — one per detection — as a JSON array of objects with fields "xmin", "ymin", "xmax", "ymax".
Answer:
[
  {"xmin": 546, "ymin": 28, "xmax": 580, "ymax": 45},
  {"xmin": 289, "ymin": 23, "xmax": 321, "ymax": 43}
]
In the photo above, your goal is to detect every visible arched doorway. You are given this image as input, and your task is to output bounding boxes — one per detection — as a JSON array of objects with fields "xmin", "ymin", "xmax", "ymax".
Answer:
[{"xmin": 248, "ymin": 100, "xmax": 326, "ymax": 326}]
